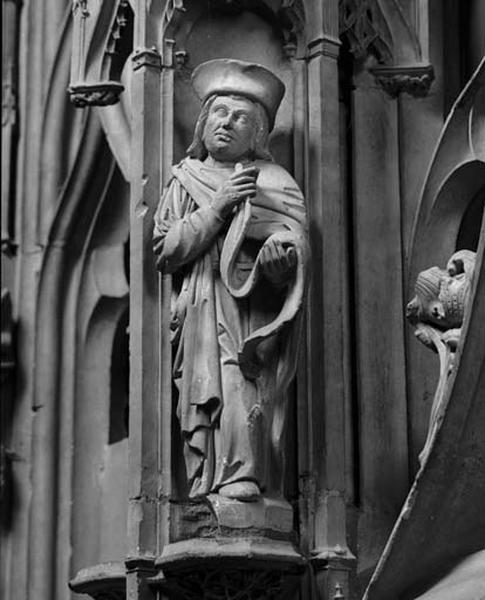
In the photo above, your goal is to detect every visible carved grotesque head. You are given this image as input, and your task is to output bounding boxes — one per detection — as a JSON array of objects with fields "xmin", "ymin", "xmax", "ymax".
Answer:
[
  {"xmin": 407, "ymin": 250, "xmax": 476, "ymax": 330},
  {"xmin": 439, "ymin": 250, "xmax": 476, "ymax": 327},
  {"xmin": 406, "ymin": 266, "xmax": 447, "ymax": 327}
]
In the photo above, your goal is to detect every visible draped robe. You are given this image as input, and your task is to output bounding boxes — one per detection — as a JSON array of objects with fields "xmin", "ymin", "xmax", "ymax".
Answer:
[{"xmin": 153, "ymin": 157, "xmax": 309, "ymax": 497}]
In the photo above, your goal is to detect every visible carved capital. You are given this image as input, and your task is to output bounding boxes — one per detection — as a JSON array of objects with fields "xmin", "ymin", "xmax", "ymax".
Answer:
[
  {"xmin": 132, "ymin": 47, "xmax": 162, "ymax": 71},
  {"xmin": 307, "ymin": 35, "xmax": 342, "ymax": 61},
  {"xmin": 371, "ymin": 64, "xmax": 435, "ymax": 98}
]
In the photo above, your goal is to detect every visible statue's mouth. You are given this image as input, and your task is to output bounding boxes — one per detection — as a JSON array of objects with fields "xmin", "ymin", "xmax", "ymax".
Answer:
[{"xmin": 214, "ymin": 131, "xmax": 233, "ymax": 143}]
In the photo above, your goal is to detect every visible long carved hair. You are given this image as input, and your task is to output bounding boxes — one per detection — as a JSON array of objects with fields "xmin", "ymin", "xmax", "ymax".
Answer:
[{"xmin": 187, "ymin": 93, "xmax": 273, "ymax": 161}]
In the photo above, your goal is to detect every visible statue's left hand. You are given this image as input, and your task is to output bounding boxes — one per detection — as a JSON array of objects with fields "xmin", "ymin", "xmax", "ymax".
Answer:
[{"xmin": 260, "ymin": 238, "xmax": 297, "ymax": 286}]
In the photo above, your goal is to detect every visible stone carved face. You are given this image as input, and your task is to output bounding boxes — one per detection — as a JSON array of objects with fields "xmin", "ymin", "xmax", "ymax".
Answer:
[
  {"xmin": 406, "ymin": 251, "xmax": 476, "ymax": 330},
  {"xmin": 202, "ymin": 95, "xmax": 259, "ymax": 162}
]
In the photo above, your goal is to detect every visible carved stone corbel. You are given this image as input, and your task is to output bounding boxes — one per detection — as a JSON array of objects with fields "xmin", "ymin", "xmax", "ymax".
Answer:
[
  {"xmin": 406, "ymin": 250, "xmax": 476, "ymax": 464},
  {"xmin": 372, "ymin": 64, "xmax": 435, "ymax": 98},
  {"xmin": 69, "ymin": 0, "xmax": 133, "ymax": 107}
]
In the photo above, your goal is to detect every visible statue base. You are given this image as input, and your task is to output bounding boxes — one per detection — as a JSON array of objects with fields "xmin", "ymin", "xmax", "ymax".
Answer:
[{"xmin": 149, "ymin": 495, "xmax": 306, "ymax": 599}]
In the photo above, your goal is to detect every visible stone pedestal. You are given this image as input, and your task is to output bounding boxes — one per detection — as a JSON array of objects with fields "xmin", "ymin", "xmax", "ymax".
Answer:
[
  {"xmin": 149, "ymin": 496, "xmax": 306, "ymax": 600},
  {"xmin": 69, "ymin": 562, "xmax": 126, "ymax": 600}
]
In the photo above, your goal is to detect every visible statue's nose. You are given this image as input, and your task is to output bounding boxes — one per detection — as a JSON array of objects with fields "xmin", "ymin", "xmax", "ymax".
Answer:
[{"xmin": 220, "ymin": 114, "xmax": 232, "ymax": 128}]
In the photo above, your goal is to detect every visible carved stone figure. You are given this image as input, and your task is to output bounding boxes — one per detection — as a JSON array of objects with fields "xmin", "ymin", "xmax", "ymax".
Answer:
[
  {"xmin": 153, "ymin": 59, "xmax": 309, "ymax": 502},
  {"xmin": 407, "ymin": 249, "xmax": 476, "ymax": 348},
  {"xmin": 406, "ymin": 249, "xmax": 476, "ymax": 462}
]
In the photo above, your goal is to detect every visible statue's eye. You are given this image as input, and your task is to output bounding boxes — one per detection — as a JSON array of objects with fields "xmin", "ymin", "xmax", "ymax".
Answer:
[
  {"xmin": 214, "ymin": 106, "xmax": 228, "ymax": 117},
  {"xmin": 235, "ymin": 113, "xmax": 249, "ymax": 124}
]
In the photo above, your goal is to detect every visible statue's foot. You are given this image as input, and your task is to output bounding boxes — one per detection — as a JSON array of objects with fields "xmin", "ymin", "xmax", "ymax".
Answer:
[{"xmin": 218, "ymin": 481, "xmax": 261, "ymax": 502}]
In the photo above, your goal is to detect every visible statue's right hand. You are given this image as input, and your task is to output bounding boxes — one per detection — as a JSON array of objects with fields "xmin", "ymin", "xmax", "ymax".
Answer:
[{"xmin": 211, "ymin": 166, "xmax": 259, "ymax": 219}]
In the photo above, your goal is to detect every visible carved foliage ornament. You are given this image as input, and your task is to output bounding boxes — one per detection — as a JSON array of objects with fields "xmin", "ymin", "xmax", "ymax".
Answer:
[{"xmin": 339, "ymin": 0, "xmax": 392, "ymax": 63}]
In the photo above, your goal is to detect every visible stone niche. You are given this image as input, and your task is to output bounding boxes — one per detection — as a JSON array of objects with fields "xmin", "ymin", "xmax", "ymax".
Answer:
[{"xmin": 149, "ymin": 2, "xmax": 308, "ymax": 599}]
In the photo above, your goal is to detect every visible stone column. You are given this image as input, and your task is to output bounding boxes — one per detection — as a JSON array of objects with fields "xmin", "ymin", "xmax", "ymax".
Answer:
[
  {"xmin": 126, "ymin": 2, "xmax": 164, "ymax": 598},
  {"xmin": 351, "ymin": 64, "xmax": 410, "ymax": 579},
  {"xmin": 303, "ymin": 1, "xmax": 355, "ymax": 597}
]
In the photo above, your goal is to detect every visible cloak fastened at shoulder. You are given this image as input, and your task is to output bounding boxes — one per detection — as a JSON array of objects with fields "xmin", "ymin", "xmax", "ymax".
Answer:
[{"xmin": 172, "ymin": 158, "xmax": 310, "ymax": 380}]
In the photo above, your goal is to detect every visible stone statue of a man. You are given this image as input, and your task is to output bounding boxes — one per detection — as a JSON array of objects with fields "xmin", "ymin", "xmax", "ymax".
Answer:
[{"xmin": 153, "ymin": 59, "xmax": 309, "ymax": 502}]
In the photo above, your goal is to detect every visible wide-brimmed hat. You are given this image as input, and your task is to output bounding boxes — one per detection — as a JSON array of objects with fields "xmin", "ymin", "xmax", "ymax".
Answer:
[{"xmin": 191, "ymin": 58, "xmax": 285, "ymax": 130}]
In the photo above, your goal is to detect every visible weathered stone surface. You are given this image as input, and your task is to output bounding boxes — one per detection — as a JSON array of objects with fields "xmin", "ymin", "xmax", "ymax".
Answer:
[
  {"xmin": 169, "ymin": 495, "xmax": 295, "ymax": 543},
  {"xmin": 157, "ymin": 537, "xmax": 304, "ymax": 568},
  {"xmin": 207, "ymin": 494, "xmax": 294, "ymax": 533}
]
